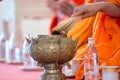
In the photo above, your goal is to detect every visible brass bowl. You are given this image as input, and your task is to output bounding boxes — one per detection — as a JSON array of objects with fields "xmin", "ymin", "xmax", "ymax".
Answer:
[{"xmin": 28, "ymin": 35, "xmax": 77, "ymax": 65}]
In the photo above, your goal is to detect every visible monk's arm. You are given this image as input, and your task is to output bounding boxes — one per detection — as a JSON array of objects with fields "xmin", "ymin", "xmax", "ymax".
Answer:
[
  {"xmin": 72, "ymin": 2, "xmax": 120, "ymax": 19},
  {"xmin": 100, "ymin": 2, "xmax": 120, "ymax": 17}
]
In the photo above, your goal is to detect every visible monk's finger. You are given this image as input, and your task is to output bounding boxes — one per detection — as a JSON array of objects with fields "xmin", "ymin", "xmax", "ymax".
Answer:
[
  {"xmin": 72, "ymin": 6, "xmax": 86, "ymax": 17},
  {"xmin": 59, "ymin": 4, "xmax": 71, "ymax": 15},
  {"xmin": 80, "ymin": 13, "xmax": 92, "ymax": 20}
]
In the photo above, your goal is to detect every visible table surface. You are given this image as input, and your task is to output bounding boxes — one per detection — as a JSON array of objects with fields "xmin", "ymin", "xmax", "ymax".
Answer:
[{"xmin": 0, "ymin": 62, "xmax": 75, "ymax": 80}]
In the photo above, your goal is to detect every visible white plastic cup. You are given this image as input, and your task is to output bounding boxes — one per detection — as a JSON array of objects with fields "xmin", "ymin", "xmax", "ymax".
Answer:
[
  {"xmin": 102, "ymin": 66, "xmax": 119, "ymax": 80},
  {"xmin": 71, "ymin": 58, "xmax": 84, "ymax": 74}
]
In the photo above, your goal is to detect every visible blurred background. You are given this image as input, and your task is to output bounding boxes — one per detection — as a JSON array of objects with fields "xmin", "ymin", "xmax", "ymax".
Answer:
[
  {"xmin": 0, "ymin": 0, "xmax": 53, "ymax": 52},
  {"xmin": 0, "ymin": 1, "xmax": 54, "ymax": 79},
  {"xmin": 0, "ymin": 1, "xmax": 78, "ymax": 80}
]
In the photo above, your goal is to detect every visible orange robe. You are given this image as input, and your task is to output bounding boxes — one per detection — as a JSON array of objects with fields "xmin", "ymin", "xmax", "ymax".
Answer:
[
  {"xmin": 93, "ymin": 0, "xmax": 120, "ymax": 76},
  {"xmin": 71, "ymin": 0, "xmax": 84, "ymax": 5},
  {"xmin": 67, "ymin": 14, "xmax": 96, "ymax": 80},
  {"xmin": 67, "ymin": 0, "xmax": 120, "ymax": 80}
]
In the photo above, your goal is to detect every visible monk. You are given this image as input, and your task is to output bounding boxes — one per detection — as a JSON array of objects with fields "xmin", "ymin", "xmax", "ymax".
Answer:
[
  {"xmin": 67, "ymin": 0, "xmax": 120, "ymax": 80},
  {"xmin": 50, "ymin": 0, "xmax": 95, "ymax": 79}
]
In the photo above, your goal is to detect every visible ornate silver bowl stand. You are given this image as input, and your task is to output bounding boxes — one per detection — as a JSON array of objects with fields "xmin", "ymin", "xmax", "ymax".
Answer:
[{"xmin": 26, "ymin": 35, "xmax": 77, "ymax": 80}]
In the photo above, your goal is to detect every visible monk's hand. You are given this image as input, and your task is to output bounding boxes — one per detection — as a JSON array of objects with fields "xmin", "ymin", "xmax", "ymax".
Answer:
[
  {"xmin": 57, "ymin": 0, "xmax": 75, "ymax": 16},
  {"xmin": 71, "ymin": 3, "xmax": 101, "ymax": 19}
]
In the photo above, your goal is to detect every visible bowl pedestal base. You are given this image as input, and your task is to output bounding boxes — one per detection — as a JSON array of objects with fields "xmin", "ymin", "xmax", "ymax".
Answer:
[{"xmin": 40, "ymin": 63, "xmax": 66, "ymax": 80}]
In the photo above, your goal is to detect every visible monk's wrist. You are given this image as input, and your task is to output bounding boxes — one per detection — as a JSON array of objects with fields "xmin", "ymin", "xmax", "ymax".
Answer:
[
  {"xmin": 95, "ymin": 2, "xmax": 109, "ymax": 12},
  {"xmin": 98, "ymin": 2, "xmax": 120, "ymax": 17}
]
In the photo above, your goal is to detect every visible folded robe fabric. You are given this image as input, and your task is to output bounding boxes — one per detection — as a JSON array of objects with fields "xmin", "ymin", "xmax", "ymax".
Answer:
[
  {"xmin": 93, "ymin": 0, "xmax": 120, "ymax": 69},
  {"xmin": 67, "ymin": 15, "xmax": 96, "ymax": 80},
  {"xmin": 67, "ymin": 0, "xmax": 120, "ymax": 80}
]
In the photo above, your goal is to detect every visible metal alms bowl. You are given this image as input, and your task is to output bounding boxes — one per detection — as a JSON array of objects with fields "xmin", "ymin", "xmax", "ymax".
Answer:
[{"xmin": 27, "ymin": 35, "xmax": 77, "ymax": 65}]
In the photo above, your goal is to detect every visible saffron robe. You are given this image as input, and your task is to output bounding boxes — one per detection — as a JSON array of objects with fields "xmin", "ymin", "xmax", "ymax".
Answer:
[
  {"xmin": 67, "ymin": 0, "xmax": 120, "ymax": 79},
  {"xmin": 67, "ymin": 14, "xmax": 96, "ymax": 80}
]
